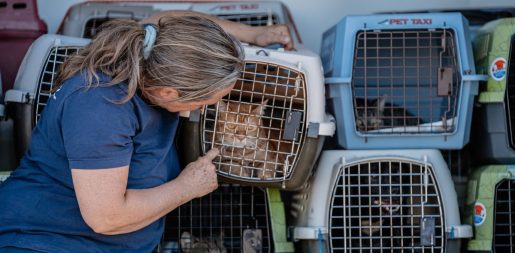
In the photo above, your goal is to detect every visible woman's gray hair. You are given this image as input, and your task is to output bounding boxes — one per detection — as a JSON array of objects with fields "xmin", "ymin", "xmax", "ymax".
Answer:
[{"xmin": 55, "ymin": 16, "xmax": 244, "ymax": 104}]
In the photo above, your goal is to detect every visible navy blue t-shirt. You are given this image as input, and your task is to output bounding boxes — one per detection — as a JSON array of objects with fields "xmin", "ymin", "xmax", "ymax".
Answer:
[{"xmin": 0, "ymin": 73, "xmax": 181, "ymax": 252}]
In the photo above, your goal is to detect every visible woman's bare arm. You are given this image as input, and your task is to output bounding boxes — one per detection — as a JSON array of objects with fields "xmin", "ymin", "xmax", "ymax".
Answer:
[
  {"xmin": 72, "ymin": 149, "xmax": 219, "ymax": 235},
  {"xmin": 140, "ymin": 10, "xmax": 293, "ymax": 49}
]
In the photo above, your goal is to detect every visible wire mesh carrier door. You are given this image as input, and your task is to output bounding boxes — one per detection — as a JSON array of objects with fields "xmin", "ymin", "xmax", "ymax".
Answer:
[
  {"xmin": 177, "ymin": 46, "xmax": 334, "ymax": 190},
  {"xmin": 471, "ymin": 18, "xmax": 515, "ymax": 163},
  {"xmin": 464, "ymin": 165, "xmax": 515, "ymax": 253},
  {"xmin": 159, "ymin": 184, "xmax": 287, "ymax": 253},
  {"xmin": 289, "ymin": 150, "xmax": 471, "ymax": 253},
  {"xmin": 322, "ymin": 13, "xmax": 484, "ymax": 149},
  {"xmin": 4, "ymin": 35, "xmax": 89, "ymax": 161},
  {"xmin": 60, "ymin": 1, "xmax": 301, "ymax": 43}
]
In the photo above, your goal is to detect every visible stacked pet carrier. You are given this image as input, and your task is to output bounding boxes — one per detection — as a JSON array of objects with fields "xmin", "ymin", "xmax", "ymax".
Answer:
[
  {"xmin": 4, "ymin": 32, "xmax": 302, "ymax": 253},
  {"xmin": 59, "ymin": 1, "xmax": 300, "ymax": 43},
  {"xmin": 5, "ymin": 1, "xmax": 326, "ymax": 251},
  {"xmin": 290, "ymin": 13, "xmax": 483, "ymax": 252},
  {"xmin": 177, "ymin": 45, "xmax": 335, "ymax": 189},
  {"xmin": 465, "ymin": 18, "xmax": 515, "ymax": 253}
]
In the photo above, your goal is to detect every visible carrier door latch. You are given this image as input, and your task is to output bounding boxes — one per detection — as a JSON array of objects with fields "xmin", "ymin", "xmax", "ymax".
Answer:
[
  {"xmin": 420, "ymin": 217, "xmax": 436, "ymax": 246},
  {"xmin": 438, "ymin": 67, "xmax": 453, "ymax": 97},
  {"xmin": 438, "ymin": 30, "xmax": 453, "ymax": 97},
  {"xmin": 283, "ymin": 111, "xmax": 302, "ymax": 141}
]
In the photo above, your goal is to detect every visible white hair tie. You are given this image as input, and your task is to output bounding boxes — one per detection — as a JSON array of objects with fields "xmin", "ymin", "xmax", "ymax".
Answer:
[{"xmin": 143, "ymin": 24, "xmax": 157, "ymax": 60}]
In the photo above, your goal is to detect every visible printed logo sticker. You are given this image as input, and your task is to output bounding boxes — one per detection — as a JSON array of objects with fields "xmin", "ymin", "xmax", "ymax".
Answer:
[
  {"xmin": 490, "ymin": 57, "xmax": 507, "ymax": 81},
  {"xmin": 474, "ymin": 202, "xmax": 487, "ymax": 226}
]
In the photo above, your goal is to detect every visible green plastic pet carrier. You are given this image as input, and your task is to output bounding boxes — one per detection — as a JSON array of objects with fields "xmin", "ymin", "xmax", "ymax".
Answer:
[{"xmin": 465, "ymin": 165, "xmax": 515, "ymax": 253}]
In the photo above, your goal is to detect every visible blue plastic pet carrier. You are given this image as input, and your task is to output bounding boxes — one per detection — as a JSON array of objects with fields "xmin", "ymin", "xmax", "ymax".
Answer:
[{"xmin": 321, "ymin": 13, "xmax": 486, "ymax": 149}]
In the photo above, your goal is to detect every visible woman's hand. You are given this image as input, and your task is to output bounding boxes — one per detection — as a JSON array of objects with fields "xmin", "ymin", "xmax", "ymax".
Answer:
[
  {"xmin": 141, "ymin": 11, "xmax": 294, "ymax": 50},
  {"xmin": 252, "ymin": 25, "xmax": 293, "ymax": 50},
  {"xmin": 176, "ymin": 148, "xmax": 220, "ymax": 198}
]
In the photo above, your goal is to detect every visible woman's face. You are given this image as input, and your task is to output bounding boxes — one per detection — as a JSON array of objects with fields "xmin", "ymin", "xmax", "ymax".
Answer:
[{"xmin": 148, "ymin": 83, "xmax": 235, "ymax": 113}]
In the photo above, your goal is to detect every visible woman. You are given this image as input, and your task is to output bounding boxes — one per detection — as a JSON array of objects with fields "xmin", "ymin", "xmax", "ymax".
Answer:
[{"xmin": 0, "ymin": 10, "xmax": 292, "ymax": 253}]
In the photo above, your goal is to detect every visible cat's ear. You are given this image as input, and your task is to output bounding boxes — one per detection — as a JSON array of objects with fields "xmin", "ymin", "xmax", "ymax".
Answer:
[
  {"xmin": 180, "ymin": 231, "xmax": 192, "ymax": 252},
  {"xmin": 217, "ymin": 100, "xmax": 228, "ymax": 111},
  {"xmin": 253, "ymin": 99, "xmax": 269, "ymax": 115},
  {"xmin": 376, "ymin": 95, "xmax": 387, "ymax": 114}
]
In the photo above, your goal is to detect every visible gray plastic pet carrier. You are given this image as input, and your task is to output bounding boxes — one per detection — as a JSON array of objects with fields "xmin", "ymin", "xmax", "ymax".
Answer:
[
  {"xmin": 60, "ymin": 1, "xmax": 300, "ymax": 43},
  {"xmin": 289, "ymin": 150, "xmax": 472, "ymax": 253},
  {"xmin": 159, "ymin": 185, "xmax": 293, "ymax": 253},
  {"xmin": 176, "ymin": 45, "xmax": 335, "ymax": 190},
  {"xmin": 4, "ymin": 35, "xmax": 89, "ymax": 161}
]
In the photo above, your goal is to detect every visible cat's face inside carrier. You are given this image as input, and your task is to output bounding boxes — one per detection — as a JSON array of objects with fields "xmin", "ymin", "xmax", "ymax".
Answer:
[
  {"xmin": 355, "ymin": 96, "xmax": 386, "ymax": 131},
  {"xmin": 210, "ymin": 99, "xmax": 282, "ymax": 179},
  {"xmin": 215, "ymin": 100, "xmax": 267, "ymax": 149}
]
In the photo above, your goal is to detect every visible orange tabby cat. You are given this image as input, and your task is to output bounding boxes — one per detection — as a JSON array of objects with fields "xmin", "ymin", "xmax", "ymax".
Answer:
[{"xmin": 211, "ymin": 99, "xmax": 282, "ymax": 179}]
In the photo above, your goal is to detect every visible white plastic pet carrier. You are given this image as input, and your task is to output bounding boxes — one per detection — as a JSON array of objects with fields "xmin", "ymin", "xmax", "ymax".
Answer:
[
  {"xmin": 59, "ymin": 1, "xmax": 300, "ymax": 43},
  {"xmin": 4, "ymin": 35, "xmax": 89, "ymax": 160},
  {"xmin": 289, "ymin": 150, "xmax": 472, "ymax": 253},
  {"xmin": 159, "ymin": 185, "xmax": 293, "ymax": 253},
  {"xmin": 177, "ymin": 45, "xmax": 335, "ymax": 190}
]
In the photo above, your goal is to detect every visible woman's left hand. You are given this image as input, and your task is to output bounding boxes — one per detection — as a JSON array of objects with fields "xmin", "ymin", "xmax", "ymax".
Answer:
[{"xmin": 252, "ymin": 25, "xmax": 294, "ymax": 50}]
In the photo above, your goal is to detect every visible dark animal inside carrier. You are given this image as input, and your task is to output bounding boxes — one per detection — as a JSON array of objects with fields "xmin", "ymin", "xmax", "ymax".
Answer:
[
  {"xmin": 201, "ymin": 61, "xmax": 306, "ymax": 182},
  {"xmin": 352, "ymin": 29, "xmax": 459, "ymax": 134},
  {"xmin": 161, "ymin": 185, "xmax": 272, "ymax": 253},
  {"xmin": 493, "ymin": 179, "xmax": 515, "ymax": 253},
  {"xmin": 330, "ymin": 159, "xmax": 445, "ymax": 252}
]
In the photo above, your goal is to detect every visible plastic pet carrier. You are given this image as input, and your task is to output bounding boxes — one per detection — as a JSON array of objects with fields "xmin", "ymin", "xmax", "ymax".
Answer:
[
  {"xmin": 0, "ymin": 0, "xmax": 47, "ymax": 93},
  {"xmin": 159, "ymin": 185, "xmax": 293, "ymax": 253},
  {"xmin": 191, "ymin": 1, "xmax": 300, "ymax": 42},
  {"xmin": 59, "ymin": 1, "xmax": 300, "ymax": 43},
  {"xmin": 289, "ymin": 150, "xmax": 472, "ymax": 253},
  {"xmin": 4, "ymin": 35, "xmax": 89, "ymax": 161},
  {"xmin": 464, "ymin": 165, "xmax": 515, "ymax": 253},
  {"xmin": 472, "ymin": 18, "xmax": 515, "ymax": 163},
  {"xmin": 177, "ymin": 45, "xmax": 335, "ymax": 190},
  {"xmin": 59, "ymin": 1, "xmax": 188, "ymax": 38},
  {"xmin": 322, "ymin": 13, "xmax": 485, "ymax": 149},
  {"xmin": 0, "ymin": 171, "xmax": 10, "ymax": 184}
]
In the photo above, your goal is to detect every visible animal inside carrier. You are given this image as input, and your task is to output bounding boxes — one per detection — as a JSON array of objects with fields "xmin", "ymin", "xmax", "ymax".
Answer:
[
  {"xmin": 59, "ymin": 1, "xmax": 300, "ymax": 43},
  {"xmin": 465, "ymin": 165, "xmax": 515, "ymax": 253},
  {"xmin": 322, "ymin": 13, "xmax": 485, "ymax": 149},
  {"xmin": 289, "ymin": 150, "xmax": 472, "ymax": 253},
  {"xmin": 472, "ymin": 18, "xmax": 515, "ymax": 163},
  {"xmin": 4, "ymin": 35, "xmax": 89, "ymax": 161},
  {"xmin": 176, "ymin": 45, "xmax": 335, "ymax": 190},
  {"xmin": 159, "ymin": 185, "xmax": 293, "ymax": 253}
]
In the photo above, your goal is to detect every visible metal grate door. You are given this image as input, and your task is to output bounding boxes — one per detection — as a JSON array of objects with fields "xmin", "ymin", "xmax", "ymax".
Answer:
[
  {"xmin": 352, "ymin": 29, "xmax": 460, "ymax": 134},
  {"xmin": 330, "ymin": 159, "xmax": 445, "ymax": 252},
  {"xmin": 161, "ymin": 185, "xmax": 272, "ymax": 253}
]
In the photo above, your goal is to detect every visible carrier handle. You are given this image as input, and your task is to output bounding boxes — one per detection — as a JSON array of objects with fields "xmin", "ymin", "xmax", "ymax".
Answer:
[
  {"xmin": 5, "ymin": 90, "xmax": 33, "ymax": 104},
  {"xmin": 446, "ymin": 224, "xmax": 473, "ymax": 239},
  {"xmin": 324, "ymin": 77, "xmax": 352, "ymax": 85},
  {"xmin": 462, "ymin": 74, "xmax": 488, "ymax": 82},
  {"xmin": 106, "ymin": 10, "xmax": 136, "ymax": 19},
  {"xmin": 291, "ymin": 227, "xmax": 328, "ymax": 241},
  {"xmin": 307, "ymin": 115, "xmax": 336, "ymax": 137}
]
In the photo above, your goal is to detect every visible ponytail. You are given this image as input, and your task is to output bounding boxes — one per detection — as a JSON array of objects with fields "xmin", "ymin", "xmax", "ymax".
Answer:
[{"xmin": 55, "ymin": 19, "xmax": 146, "ymax": 103}]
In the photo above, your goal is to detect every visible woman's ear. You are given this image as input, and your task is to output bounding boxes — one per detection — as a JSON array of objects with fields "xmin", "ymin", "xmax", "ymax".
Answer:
[{"xmin": 149, "ymin": 87, "xmax": 179, "ymax": 101}]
